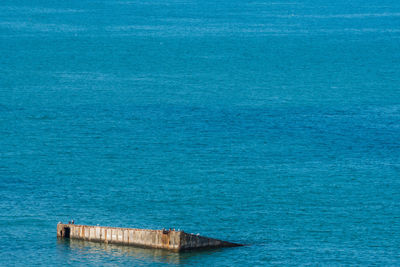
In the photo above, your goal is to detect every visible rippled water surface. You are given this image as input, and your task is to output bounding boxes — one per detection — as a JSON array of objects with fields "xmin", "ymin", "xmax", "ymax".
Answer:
[{"xmin": 1, "ymin": 0, "xmax": 400, "ymax": 265}]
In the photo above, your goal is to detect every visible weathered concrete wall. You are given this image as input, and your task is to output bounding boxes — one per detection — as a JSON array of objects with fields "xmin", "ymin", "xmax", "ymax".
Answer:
[
  {"xmin": 57, "ymin": 223, "xmax": 242, "ymax": 252},
  {"xmin": 57, "ymin": 224, "xmax": 182, "ymax": 251}
]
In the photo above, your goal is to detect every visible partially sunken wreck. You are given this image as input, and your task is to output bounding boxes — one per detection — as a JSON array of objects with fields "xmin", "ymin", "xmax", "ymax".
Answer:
[{"xmin": 57, "ymin": 223, "xmax": 242, "ymax": 252}]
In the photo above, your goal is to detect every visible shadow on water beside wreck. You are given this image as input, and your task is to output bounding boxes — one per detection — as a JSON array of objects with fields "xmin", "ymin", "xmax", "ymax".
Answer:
[{"xmin": 56, "ymin": 239, "xmax": 226, "ymax": 265}]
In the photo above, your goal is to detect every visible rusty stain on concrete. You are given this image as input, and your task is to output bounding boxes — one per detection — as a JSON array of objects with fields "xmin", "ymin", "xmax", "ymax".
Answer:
[{"xmin": 57, "ymin": 223, "xmax": 242, "ymax": 252}]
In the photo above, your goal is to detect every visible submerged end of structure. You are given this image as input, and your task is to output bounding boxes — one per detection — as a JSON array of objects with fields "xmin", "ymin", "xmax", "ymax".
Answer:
[{"xmin": 57, "ymin": 223, "xmax": 243, "ymax": 252}]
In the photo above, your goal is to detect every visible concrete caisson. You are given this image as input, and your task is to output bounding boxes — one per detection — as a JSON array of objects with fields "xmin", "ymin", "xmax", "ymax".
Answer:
[{"xmin": 57, "ymin": 223, "xmax": 242, "ymax": 252}]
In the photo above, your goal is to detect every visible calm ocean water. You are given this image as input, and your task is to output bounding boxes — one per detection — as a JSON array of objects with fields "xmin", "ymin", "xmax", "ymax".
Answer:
[{"xmin": 1, "ymin": 0, "xmax": 400, "ymax": 265}]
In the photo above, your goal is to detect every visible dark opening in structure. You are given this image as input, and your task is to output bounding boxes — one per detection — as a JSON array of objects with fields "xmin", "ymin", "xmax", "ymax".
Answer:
[{"xmin": 64, "ymin": 227, "xmax": 70, "ymax": 238}]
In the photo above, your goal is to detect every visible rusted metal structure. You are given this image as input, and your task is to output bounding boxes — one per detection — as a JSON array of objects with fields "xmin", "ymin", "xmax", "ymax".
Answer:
[{"xmin": 57, "ymin": 223, "xmax": 242, "ymax": 252}]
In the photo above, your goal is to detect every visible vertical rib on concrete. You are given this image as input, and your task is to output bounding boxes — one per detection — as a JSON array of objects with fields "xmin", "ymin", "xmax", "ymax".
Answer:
[{"xmin": 57, "ymin": 223, "xmax": 242, "ymax": 252}]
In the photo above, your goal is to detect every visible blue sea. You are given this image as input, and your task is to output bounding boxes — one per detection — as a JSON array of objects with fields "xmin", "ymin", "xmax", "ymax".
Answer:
[{"xmin": 1, "ymin": 0, "xmax": 400, "ymax": 265}]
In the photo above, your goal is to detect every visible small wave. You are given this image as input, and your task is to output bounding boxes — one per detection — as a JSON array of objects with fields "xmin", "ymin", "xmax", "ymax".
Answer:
[
  {"xmin": 266, "ymin": 12, "xmax": 400, "ymax": 19},
  {"xmin": 0, "ymin": 22, "xmax": 87, "ymax": 33},
  {"xmin": 27, "ymin": 114, "xmax": 56, "ymax": 120},
  {"xmin": 2, "ymin": 6, "xmax": 84, "ymax": 14},
  {"xmin": 246, "ymin": 2, "xmax": 301, "ymax": 6},
  {"xmin": 54, "ymin": 71, "xmax": 117, "ymax": 82}
]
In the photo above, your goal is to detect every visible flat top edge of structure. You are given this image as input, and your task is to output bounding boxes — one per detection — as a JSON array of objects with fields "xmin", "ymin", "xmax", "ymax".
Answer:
[{"xmin": 57, "ymin": 223, "xmax": 182, "ymax": 232}]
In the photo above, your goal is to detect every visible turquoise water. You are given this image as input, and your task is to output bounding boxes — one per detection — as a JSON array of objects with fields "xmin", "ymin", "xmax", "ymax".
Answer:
[{"xmin": 1, "ymin": 0, "xmax": 400, "ymax": 265}]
